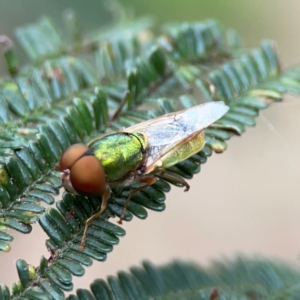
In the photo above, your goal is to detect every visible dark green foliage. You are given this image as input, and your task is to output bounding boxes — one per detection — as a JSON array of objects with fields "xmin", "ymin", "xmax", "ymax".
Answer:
[
  {"xmin": 4, "ymin": 257, "xmax": 300, "ymax": 300},
  {"xmin": 66, "ymin": 258, "xmax": 300, "ymax": 300},
  {"xmin": 0, "ymin": 6, "xmax": 300, "ymax": 299}
]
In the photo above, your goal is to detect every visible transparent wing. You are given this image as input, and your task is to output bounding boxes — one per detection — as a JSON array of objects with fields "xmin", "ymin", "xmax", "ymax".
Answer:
[{"xmin": 122, "ymin": 101, "xmax": 229, "ymax": 171}]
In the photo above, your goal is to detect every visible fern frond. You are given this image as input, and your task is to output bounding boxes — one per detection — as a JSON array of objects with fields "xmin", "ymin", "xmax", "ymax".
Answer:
[
  {"xmin": 16, "ymin": 17, "xmax": 65, "ymax": 63},
  {"xmin": 70, "ymin": 258, "xmax": 300, "ymax": 299},
  {"xmin": 7, "ymin": 257, "xmax": 300, "ymax": 299}
]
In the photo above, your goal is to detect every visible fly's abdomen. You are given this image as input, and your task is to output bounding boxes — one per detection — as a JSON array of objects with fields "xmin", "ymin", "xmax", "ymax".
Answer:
[
  {"xmin": 161, "ymin": 131, "xmax": 205, "ymax": 169},
  {"xmin": 89, "ymin": 132, "xmax": 147, "ymax": 182}
]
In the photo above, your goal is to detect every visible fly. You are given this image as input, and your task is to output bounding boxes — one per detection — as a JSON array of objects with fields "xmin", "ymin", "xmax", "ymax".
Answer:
[{"xmin": 59, "ymin": 101, "xmax": 229, "ymax": 250}]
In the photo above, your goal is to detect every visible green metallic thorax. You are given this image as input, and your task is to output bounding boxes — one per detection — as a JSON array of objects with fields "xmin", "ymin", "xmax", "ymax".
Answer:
[{"xmin": 88, "ymin": 132, "xmax": 147, "ymax": 182}]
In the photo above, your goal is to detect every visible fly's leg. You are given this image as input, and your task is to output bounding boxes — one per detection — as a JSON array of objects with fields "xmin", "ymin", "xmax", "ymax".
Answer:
[
  {"xmin": 118, "ymin": 177, "xmax": 157, "ymax": 224},
  {"xmin": 118, "ymin": 169, "xmax": 189, "ymax": 225},
  {"xmin": 79, "ymin": 187, "xmax": 111, "ymax": 251},
  {"xmin": 155, "ymin": 168, "xmax": 190, "ymax": 192}
]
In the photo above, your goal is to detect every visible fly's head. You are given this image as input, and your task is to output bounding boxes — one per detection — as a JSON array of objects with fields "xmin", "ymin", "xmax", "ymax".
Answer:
[{"xmin": 59, "ymin": 144, "xmax": 107, "ymax": 197}]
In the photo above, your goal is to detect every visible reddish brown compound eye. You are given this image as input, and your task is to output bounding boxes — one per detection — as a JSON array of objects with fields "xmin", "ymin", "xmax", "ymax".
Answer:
[
  {"xmin": 70, "ymin": 155, "xmax": 107, "ymax": 197},
  {"xmin": 59, "ymin": 144, "xmax": 89, "ymax": 171}
]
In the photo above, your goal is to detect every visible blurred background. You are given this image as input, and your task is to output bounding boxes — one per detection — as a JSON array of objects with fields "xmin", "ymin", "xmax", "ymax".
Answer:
[{"xmin": 1, "ymin": 0, "xmax": 300, "ymax": 292}]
